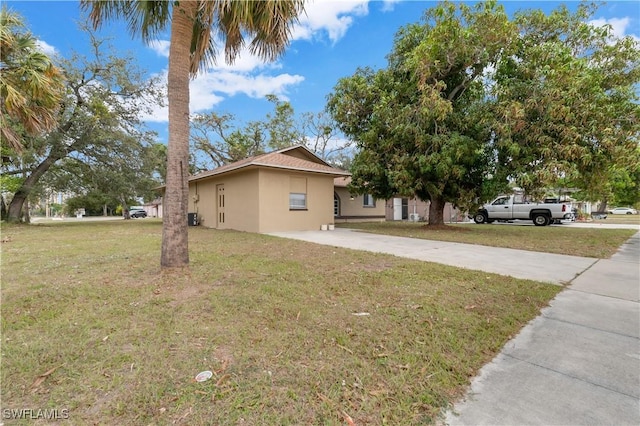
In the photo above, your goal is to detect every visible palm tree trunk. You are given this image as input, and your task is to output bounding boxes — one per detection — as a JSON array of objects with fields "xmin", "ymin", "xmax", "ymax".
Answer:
[{"xmin": 161, "ymin": 1, "xmax": 196, "ymax": 268}]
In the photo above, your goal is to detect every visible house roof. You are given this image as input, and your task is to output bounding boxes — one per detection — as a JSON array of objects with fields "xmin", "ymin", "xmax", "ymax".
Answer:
[
  {"xmin": 190, "ymin": 145, "xmax": 350, "ymax": 183},
  {"xmin": 334, "ymin": 176, "xmax": 352, "ymax": 187}
]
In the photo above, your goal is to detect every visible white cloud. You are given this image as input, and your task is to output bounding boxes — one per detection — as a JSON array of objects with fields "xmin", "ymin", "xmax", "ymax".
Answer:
[
  {"xmin": 148, "ymin": 39, "xmax": 170, "ymax": 57},
  {"xmin": 193, "ymin": 70, "xmax": 304, "ymax": 100},
  {"xmin": 292, "ymin": 0, "xmax": 369, "ymax": 43},
  {"xmin": 141, "ymin": 104, "xmax": 167, "ymax": 124},
  {"xmin": 147, "ymin": 36, "xmax": 281, "ymax": 72},
  {"xmin": 589, "ymin": 17, "xmax": 640, "ymax": 42},
  {"xmin": 380, "ymin": 0, "xmax": 401, "ymax": 13},
  {"xmin": 146, "ymin": 1, "xmax": 371, "ymax": 56},
  {"xmin": 36, "ymin": 39, "xmax": 57, "ymax": 57},
  {"xmin": 141, "ymin": 69, "xmax": 305, "ymax": 123},
  {"xmin": 140, "ymin": 1, "xmax": 372, "ymax": 123}
]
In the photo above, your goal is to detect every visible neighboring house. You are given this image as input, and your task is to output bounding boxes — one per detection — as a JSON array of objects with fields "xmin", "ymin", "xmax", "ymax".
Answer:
[
  {"xmin": 144, "ymin": 198, "xmax": 163, "ymax": 218},
  {"xmin": 187, "ymin": 145, "xmax": 349, "ymax": 233},
  {"xmin": 333, "ymin": 176, "xmax": 386, "ymax": 222},
  {"xmin": 333, "ymin": 177, "xmax": 466, "ymax": 223}
]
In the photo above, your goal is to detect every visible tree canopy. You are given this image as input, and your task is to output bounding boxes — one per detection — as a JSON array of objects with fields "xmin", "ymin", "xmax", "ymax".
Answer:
[
  {"xmin": 190, "ymin": 95, "xmax": 352, "ymax": 172},
  {"xmin": 327, "ymin": 1, "xmax": 639, "ymax": 224},
  {"xmin": 492, "ymin": 3, "xmax": 640, "ymax": 202},
  {"xmin": 1, "ymin": 26, "xmax": 164, "ymax": 223},
  {"xmin": 327, "ymin": 1, "xmax": 513, "ymax": 225},
  {"xmin": 0, "ymin": 7, "xmax": 65, "ymax": 152}
]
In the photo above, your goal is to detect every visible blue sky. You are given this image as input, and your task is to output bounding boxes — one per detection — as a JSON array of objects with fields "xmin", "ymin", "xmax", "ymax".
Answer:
[{"xmin": 6, "ymin": 1, "xmax": 640, "ymax": 144}]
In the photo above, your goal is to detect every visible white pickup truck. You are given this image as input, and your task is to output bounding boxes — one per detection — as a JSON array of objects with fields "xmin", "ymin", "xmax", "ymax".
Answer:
[{"xmin": 473, "ymin": 195, "xmax": 573, "ymax": 226}]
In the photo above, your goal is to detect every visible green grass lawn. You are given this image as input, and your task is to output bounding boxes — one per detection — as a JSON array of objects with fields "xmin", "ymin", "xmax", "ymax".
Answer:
[
  {"xmin": 337, "ymin": 222, "xmax": 637, "ymax": 258},
  {"xmin": 1, "ymin": 220, "xmax": 561, "ymax": 424}
]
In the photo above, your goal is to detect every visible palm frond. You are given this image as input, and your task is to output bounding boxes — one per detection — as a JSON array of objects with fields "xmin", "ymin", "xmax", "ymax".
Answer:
[
  {"xmin": 80, "ymin": 0, "xmax": 305, "ymax": 77},
  {"xmin": 80, "ymin": 0, "xmax": 171, "ymax": 43}
]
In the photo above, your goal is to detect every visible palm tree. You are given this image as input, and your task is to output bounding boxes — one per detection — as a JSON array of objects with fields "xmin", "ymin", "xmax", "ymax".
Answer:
[
  {"xmin": 80, "ymin": 0, "xmax": 305, "ymax": 269},
  {"xmin": 0, "ymin": 7, "xmax": 64, "ymax": 152}
]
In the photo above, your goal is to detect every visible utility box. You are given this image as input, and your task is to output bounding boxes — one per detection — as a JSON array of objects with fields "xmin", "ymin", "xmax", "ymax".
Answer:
[{"xmin": 188, "ymin": 213, "xmax": 198, "ymax": 226}]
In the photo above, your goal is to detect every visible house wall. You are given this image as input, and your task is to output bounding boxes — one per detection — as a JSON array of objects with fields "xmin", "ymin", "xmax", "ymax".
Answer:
[
  {"xmin": 143, "ymin": 198, "xmax": 163, "ymax": 218},
  {"xmin": 189, "ymin": 169, "xmax": 260, "ymax": 232},
  {"xmin": 257, "ymin": 169, "xmax": 334, "ymax": 232},
  {"xmin": 188, "ymin": 168, "xmax": 336, "ymax": 233},
  {"xmin": 384, "ymin": 198, "xmax": 468, "ymax": 223},
  {"xmin": 334, "ymin": 187, "xmax": 385, "ymax": 222}
]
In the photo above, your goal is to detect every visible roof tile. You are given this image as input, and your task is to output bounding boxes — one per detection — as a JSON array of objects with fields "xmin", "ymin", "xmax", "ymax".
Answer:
[{"xmin": 190, "ymin": 146, "xmax": 350, "ymax": 182}]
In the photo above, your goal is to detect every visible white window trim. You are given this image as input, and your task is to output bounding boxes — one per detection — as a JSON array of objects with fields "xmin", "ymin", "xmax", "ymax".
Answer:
[{"xmin": 363, "ymin": 194, "xmax": 375, "ymax": 208}]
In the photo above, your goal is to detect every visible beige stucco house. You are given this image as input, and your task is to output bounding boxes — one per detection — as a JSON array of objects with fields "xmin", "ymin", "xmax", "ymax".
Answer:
[{"xmin": 188, "ymin": 146, "xmax": 349, "ymax": 233}]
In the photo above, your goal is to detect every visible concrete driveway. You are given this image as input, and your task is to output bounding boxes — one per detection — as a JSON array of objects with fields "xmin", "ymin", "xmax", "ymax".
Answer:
[{"xmin": 269, "ymin": 227, "xmax": 597, "ymax": 285}]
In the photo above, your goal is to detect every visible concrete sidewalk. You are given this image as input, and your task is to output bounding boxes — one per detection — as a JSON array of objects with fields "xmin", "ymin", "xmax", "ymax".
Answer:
[
  {"xmin": 444, "ymin": 231, "xmax": 639, "ymax": 425},
  {"xmin": 269, "ymin": 228, "xmax": 640, "ymax": 425}
]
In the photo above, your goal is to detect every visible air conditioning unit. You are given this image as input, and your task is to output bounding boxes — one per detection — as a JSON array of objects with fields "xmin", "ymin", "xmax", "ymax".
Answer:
[{"xmin": 409, "ymin": 213, "xmax": 420, "ymax": 222}]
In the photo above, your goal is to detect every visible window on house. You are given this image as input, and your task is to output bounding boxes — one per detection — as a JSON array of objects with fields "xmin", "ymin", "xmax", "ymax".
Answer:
[
  {"xmin": 290, "ymin": 193, "xmax": 307, "ymax": 209},
  {"xmin": 290, "ymin": 177, "xmax": 307, "ymax": 210},
  {"xmin": 363, "ymin": 194, "xmax": 375, "ymax": 207}
]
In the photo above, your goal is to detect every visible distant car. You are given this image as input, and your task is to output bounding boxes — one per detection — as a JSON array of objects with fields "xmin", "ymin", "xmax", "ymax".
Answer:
[
  {"xmin": 608, "ymin": 207, "xmax": 638, "ymax": 215},
  {"xmin": 130, "ymin": 209, "xmax": 147, "ymax": 218}
]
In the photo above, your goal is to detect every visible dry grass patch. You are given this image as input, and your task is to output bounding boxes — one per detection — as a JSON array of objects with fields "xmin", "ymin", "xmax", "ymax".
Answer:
[
  {"xmin": 338, "ymin": 221, "xmax": 637, "ymax": 258},
  {"xmin": 1, "ymin": 221, "xmax": 560, "ymax": 424},
  {"xmin": 591, "ymin": 214, "xmax": 640, "ymax": 225}
]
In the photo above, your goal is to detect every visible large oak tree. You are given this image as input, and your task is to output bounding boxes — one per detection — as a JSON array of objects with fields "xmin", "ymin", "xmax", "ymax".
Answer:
[
  {"xmin": 1, "ymin": 28, "xmax": 162, "ymax": 223},
  {"xmin": 328, "ymin": 2, "xmax": 639, "ymax": 224},
  {"xmin": 492, "ymin": 4, "xmax": 640, "ymax": 204},
  {"xmin": 327, "ymin": 1, "xmax": 514, "ymax": 225}
]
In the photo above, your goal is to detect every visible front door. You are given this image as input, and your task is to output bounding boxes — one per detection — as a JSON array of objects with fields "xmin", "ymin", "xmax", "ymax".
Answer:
[
  {"xmin": 393, "ymin": 198, "xmax": 402, "ymax": 220},
  {"xmin": 217, "ymin": 184, "xmax": 225, "ymax": 228}
]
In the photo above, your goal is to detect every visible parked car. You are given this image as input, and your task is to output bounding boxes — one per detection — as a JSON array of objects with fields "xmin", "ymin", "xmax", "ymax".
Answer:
[
  {"xmin": 130, "ymin": 209, "xmax": 147, "ymax": 218},
  {"xmin": 608, "ymin": 207, "xmax": 638, "ymax": 215}
]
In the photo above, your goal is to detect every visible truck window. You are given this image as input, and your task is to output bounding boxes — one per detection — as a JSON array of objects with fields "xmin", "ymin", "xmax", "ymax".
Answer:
[
  {"xmin": 513, "ymin": 195, "xmax": 524, "ymax": 204},
  {"xmin": 492, "ymin": 197, "xmax": 509, "ymax": 205}
]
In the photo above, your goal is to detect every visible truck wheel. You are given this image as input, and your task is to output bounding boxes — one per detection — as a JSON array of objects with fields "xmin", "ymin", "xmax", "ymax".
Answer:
[
  {"xmin": 533, "ymin": 214, "xmax": 550, "ymax": 226},
  {"xmin": 473, "ymin": 213, "xmax": 487, "ymax": 224}
]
